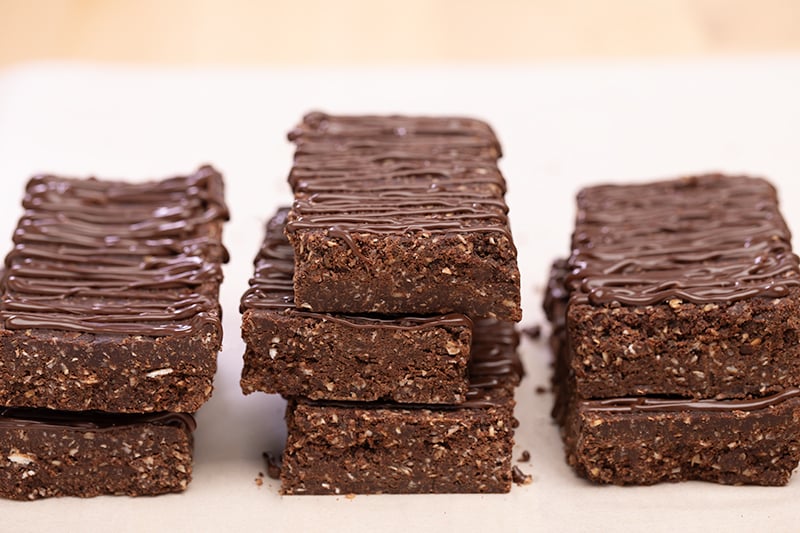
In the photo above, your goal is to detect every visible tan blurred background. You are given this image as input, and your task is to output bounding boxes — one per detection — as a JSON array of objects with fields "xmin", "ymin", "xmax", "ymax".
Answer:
[{"xmin": 1, "ymin": 0, "xmax": 800, "ymax": 66}]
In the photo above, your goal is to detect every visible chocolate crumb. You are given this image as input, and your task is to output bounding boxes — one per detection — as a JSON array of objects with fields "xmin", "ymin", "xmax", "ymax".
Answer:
[
  {"xmin": 512, "ymin": 465, "xmax": 533, "ymax": 485},
  {"xmin": 522, "ymin": 324, "xmax": 541, "ymax": 339},
  {"xmin": 262, "ymin": 452, "xmax": 282, "ymax": 480},
  {"xmin": 535, "ymin": 385, "xmax": 550, "ymax": 394},
  {"xmin": 518, "ymin": 450, "xmax": 531, "ymax": 462},
  {"xmin": 255, "ymin": 477, "xmax": 263, "ymax": 487}
]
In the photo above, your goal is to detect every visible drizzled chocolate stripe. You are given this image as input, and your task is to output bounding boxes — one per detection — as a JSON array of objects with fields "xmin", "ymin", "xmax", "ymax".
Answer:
[
  {"xmin": 581, "ymin": 388, "xmax": 800, "ymax": 413},
  {"xmin": 240, "ymin": 207, "xmax": 473, "ymax": 331},
  {"xmin": 461, "ymin": 318, "xmax": 522, "ymax": 407},
  {"xmin": 567, "ymin": 175, "xmax": 800, "ymax": 306},
  {"xmin": 0, "ymin": 166, "xmax": 229, "ymax": 336},
  {"xmin": 289, "ymin": 111, "xmax": 502, "ymax": 156},
  {"xmin": 290, "ymin": 163, "xmax": 507, "ymax": 196},
  {"xmin": 0, "ymin": 407, "xmax": 196, "ymax": 432},
  {"xmin": 285, "ymin": 113, "xmax": 512, "ymax": 241}
]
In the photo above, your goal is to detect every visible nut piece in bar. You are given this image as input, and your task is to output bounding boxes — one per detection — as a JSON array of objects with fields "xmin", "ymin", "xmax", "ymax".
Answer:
[
  {"xmin": 0, "ymin": 167, "xmax": 229, "ymax": 413},
  {"xmin": 546, "ymin": 174, "xmax": 800, "ymax": 485},
  {"xmin": 280, "ymin": 319, "xmax": 522, "ymax": 494},
  {"xmin": 240, "ymin": 208, "xmax": 472, "ymax": 404},
  {"xmin": 284, "ymin": 112, "xmax": 521, "ymax": 321},
  {"xmin": 0, "ymin": 409, "xmax": 195, "ymax": 500}
]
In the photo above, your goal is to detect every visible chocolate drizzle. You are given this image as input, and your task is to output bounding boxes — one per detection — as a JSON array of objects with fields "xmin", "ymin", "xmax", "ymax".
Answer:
[
  {"xmin": 289, "ymin": 111, "xmax": 503, "ymax": 157},
  {"xmin": 284, "ymin": 112, "xmax": 514, "ymax": 245},
  {"xmin": 582, "ymin": 387, "xmax": 800, "ymax": 413},
  {"xmin": 240, "ymin": 207, "xmax": 473, "ymax": 331},
  {"xmin": 567, "ymin": 175, "xmax": 800, "ymax": 306},
  {"xmin": 0, "ymin": 166, "xmax": 229, "ymax": 336},
  {"xmin": 0, "ymin": 407, "xmax": 196, "ymax": 432},
  {"xmin": 461, "ymin": 319, "xmax": 522, "ymax": 407}
]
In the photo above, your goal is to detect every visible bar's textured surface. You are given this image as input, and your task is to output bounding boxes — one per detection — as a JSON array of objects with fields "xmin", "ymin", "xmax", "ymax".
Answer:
[
  {"xmin": 0, "ymin": 167, "xmax": 229, "ymax": 412},
  {"xmin": 547, "ymin": 174, "xmax": 800, "ymax": 485},
  {"xmin": 285, "ymin": 112, "xmax": 521, "ymax": 321},
  {"xmin": 241, "ymin": 208, "xmax": 472, "ymax": 403},
  {"xmin": 280, "ymin": 320, "xmax": 521, "ymax": 494},
  {"xmin": 0, "ymin": 409, "xmax": 195, "ymax": 500}
]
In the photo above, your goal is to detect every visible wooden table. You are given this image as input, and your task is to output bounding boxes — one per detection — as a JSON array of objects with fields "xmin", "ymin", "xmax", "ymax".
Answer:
[{"xmin": 2, "ymin": 0, "xmax": 800, "ymax": 66}]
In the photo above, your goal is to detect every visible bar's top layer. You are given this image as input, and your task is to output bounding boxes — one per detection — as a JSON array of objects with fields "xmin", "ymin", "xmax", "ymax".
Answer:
[
  {"xmin": 289, "ymin": 111, "xmax": 502, "ymax": 157},
  {"xmin": 301, "ymin": 318, "xmax": 522, "ymax": 410},
  {"xmin": 240, "ymin": 207, "xmax": 472, "ymax": 330},
  {"xmin": 0, "ymin": 166, "xmax": 229, "ymax": 336},
  {"xmin": 0, "ymin": 407, "xmax": 196, "ymax": 432},
  {"xmin": 567, "ymin": 175, "xmax": 800, "ymax": 306},
  {"xmin": 285, "ymin": 112, "xmax": 513, "ymax": 239}
]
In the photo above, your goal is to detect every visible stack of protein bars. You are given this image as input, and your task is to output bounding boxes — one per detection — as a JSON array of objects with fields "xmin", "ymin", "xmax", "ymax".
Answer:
[
  {"xmin": 0, "ymin": 168, "xmax": 228, "ymax": 499},
  {"xmin": 545, "ymin": 175, "xmax": 800, "ymax": 485},
  {"xmin": 241, "ymin": 112, "xmax": 523, "ymax": 494}
]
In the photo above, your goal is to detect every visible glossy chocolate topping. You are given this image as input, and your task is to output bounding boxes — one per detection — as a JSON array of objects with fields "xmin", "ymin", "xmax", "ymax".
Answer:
[
  {"xmin": 461, "ymin": 318, "xmax": 522, "ymax": 408},
  {"xmin": 567, "ymin": 175, "xmax": 800, "ymax": 306},
  {"xmin": 0, "ymin": 407, "xmax": 196, "ymax": 432},
  {"xmin": 289, "ymin": 111, "xmax": 502, "ymax": 157},
  {"xmin": 241, "ymin": 207, "xmax": 473, "ymax": 331},
  {"xmin": 285, "ymin": 113, "xmax": 513, "ymax": 243},
  {"xmin": 0, "ymin": 166, "xmax": 229, "ymax": 336},
  {"xmin": 582, "ymin": 387, "xmax": 800, "ymax": 413}
]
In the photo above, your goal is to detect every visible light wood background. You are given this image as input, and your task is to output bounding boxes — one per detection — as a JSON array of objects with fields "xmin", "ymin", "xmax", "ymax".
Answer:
[{"xmin": 2, "ymin": 0, "xmax": 800, "ymax": 66}]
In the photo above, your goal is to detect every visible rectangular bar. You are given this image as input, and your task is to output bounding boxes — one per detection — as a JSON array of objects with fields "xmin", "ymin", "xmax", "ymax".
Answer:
[
  {"xmin": 564, "ymin": 175, "xmax": 800, "ymax": 400},
  {"xmin": 0, "ymin": 409, "xmax": 194, "ymax": 499},
  {"xmin": 280, "ymin": 319, "xmax": 521, "ymax": 494},
  {"xmin": 562, "ymin": 387, "xmax": 800, "ymax": 486},
  {"xmin": 0, "ymin": 167, "xmax": 228, "ymax": 413},
  {"xmin": 240, "ymin": 208, "xmax": 472, "ymax": 404},
  {"xmin": 284, "ymin": 112, "xmax": 522, "ymax": 321}
]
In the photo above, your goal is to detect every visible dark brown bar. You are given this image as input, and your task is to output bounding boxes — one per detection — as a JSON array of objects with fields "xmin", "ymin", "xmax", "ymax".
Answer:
[
  {"xmin": 0, "ymin": 409, "xmax": 195, "ymax": 499},
  {"xmin": 564, "ymin": 175, "xmax": 800, "ymax": 400},
  {"xmin": 562, "ymin": 384, "xmax": 800, "ymax": 486},
  {"xmin": 284, "ymin": 112, "xmax": 521, "ymax": 321},
  {"xmin": 0, "ymin": 167, "xmax": 229, "ymax": 413}
]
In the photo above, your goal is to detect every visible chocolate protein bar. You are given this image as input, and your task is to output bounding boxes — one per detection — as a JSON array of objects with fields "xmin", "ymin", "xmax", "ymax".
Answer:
[
  {"xmin": 284, "ymin": 112, "xmax": 521, "ymax": 321},
  {"xmin": 0, "ymin": 167, "xmax": 229, "ymax": 413}
]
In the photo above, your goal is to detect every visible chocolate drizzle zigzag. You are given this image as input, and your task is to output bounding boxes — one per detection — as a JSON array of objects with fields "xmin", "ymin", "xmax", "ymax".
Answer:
[
  {"xmin": 566, "ymin": 175, "xmax": 800, "ymax": 306},
  {"xmin": 284, "ymin": 112, "xmax": 513, "ymax": 241},
  {"xmin": 0, "ymin": 166, "xmax": 229, "ymax": 336},
  {"xmin": 289, "ymin": 111, "xmax": 503, "ymax": 156}
]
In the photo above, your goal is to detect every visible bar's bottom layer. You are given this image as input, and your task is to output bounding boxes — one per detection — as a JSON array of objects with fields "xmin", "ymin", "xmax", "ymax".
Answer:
[
  {"xmin": 563, "ymin": 392, "xmax": 800, "ymax": 486},
  {"xmin": 281, "ymin": 398, "xmax": 515, "ymax": 494},
  {"xmin": 0, "ymin": 410, "xmax": 194, "ymax": 500}
]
